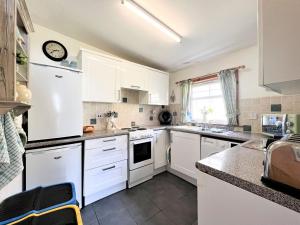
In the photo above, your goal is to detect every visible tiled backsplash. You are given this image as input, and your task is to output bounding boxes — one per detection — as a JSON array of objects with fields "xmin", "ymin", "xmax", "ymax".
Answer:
[
  {"xmin": 239, "ymin": 95, "xmax": 300, "ymax": 133},
  {"xmin": 168, "ymin": 95, "xmax": 300, "ymax": 133},
  {"xmin": 83, "ymin": 102, "xmax": 162, "ymax": 130}
]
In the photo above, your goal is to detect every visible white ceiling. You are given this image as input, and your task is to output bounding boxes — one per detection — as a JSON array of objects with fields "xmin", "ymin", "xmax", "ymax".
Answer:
[{"xmin": 26, "ymin": 0, "xmax": 257, "ymax": 72}]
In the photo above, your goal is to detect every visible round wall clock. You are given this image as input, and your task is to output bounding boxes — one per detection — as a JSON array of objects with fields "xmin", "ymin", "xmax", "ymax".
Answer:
[{"xmin": 42, "ymin": 40, "xmax": 68, "ymax": 62}]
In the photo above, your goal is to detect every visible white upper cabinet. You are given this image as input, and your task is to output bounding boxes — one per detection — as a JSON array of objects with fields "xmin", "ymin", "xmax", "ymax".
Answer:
[
  {"xmin": 139, "ymin": 69, "xmax": 169, "ymax": 105},
  {"xmin": 80, "ymin": 50, "xmax": 121, "ymax": 103},
  {"xmin": 258, "ymin": 0, "xmax": 300, "ymax": 94},
  {"xmin": 147, "ymin": 70, "xmax": 169, "ymax": 105},
  {"xmin": 119, "ymin": 61, "xmax": 148, "ymax": 91}
]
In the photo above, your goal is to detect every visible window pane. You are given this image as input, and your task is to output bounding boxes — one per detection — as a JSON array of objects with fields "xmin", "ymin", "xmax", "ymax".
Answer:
[{"xmin": 191, "ymin": 80, "xmax": 227, "ymax": 124}]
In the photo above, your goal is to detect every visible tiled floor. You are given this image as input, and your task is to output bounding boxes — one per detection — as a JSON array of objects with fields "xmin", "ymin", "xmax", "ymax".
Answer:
[{"xmin": 81, "ymin": 172, "xmax": 197, "ymax": 225}]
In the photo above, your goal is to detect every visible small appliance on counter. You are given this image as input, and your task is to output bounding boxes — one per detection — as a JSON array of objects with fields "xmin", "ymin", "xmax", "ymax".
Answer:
[
  {"xmin": 261, "ymin": 114, "xmax": 287, "ymax": 138},
  {"xmin": 158, "ymin": 110, "xmax": 172, "ymax": 125},
  {"xmin": 262, "ymin": 134, "xmax": 300, "ymax": 194}
]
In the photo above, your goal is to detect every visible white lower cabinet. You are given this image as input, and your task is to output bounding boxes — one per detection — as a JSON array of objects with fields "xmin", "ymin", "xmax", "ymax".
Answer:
[
  {"xmin": 201, "ymin": 137, "xmax": 231, "ymax": 159},
  {"xmin": 0, "ymin": 174, "xmax": 22, "ymax": 202},
  {"xmin": 84, "ymin": 135, "xmax": 128, "ymax": 205},
  {"xmin": 170, "ymin": 131, "xmax": 201, "ymax": 179},
  {"xmin": 154, "ymin": 130, "xmax": 169, "ymax": 170},
  {"xmin": 197, "ymin": 171, "xmax": 300, "ymax": 225}
]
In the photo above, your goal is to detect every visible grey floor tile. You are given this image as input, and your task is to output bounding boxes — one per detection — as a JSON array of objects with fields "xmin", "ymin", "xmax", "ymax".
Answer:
[
  {"xmin": 162, "ymin": 196, "xmax": 197, "ymax": 225},
  {"xmin": 81, "ymin": 172, "xmax": 198, "ymax": 225},
  {"xmin": 127, "ymin": 198, "xmax": 161, "ymax": 225},
  {"xmin": 80, "ymin": 204, "xmax": 99, "ymax": 225},
  {"xmin": 100, "ymin": 208, "xmax": 137, "ymax": 225},
  {"xmin": 142, "ymin": 212, "xmax": 176, "ymax": 225},
  {"xmin": 93, "ymin": 194, "xmax": 127, "ymax": 219},
  {"xmin": 192, "ymin": 220, "xmax": 198, "ymax": 225}
]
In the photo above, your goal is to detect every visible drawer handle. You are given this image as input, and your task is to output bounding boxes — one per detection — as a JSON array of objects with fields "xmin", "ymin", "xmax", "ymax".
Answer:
[
  {"xmin": 130, "ymin": 85, "xmax": 140, "ymax": 89},
  {"xmin": 102, "ymin": 165, "xmax": 116, "ymax": 171},
  {"xmin": 103, "ymin": 147, "xmax": 116, "ymax": 152},
  {"xmin": 54, "ymin": 156, "xmax": 62, "ymax": 160},
  {"xmin": 103, "ymin": 138, "xmax": 116, "ymax": 142},
  {"xmin": 55, "ymin": 75, "xmax": 63, "ymax": 78}
]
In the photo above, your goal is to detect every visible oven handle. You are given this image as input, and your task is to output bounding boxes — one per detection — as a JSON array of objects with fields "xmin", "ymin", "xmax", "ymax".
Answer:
[{"xmin": 130, "ymin": 138, "xmax": 153, "ymax": 145}]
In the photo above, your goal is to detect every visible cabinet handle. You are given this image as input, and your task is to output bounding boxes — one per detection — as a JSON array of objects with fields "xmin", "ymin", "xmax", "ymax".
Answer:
[
  {"xmin": 103, "ymin": 147, "xmax": 116, "ymax": 152},
  {"xmin": 55, "ymin": 75, "xmax": 63, "ymax": 78},
  {"xmin": 130, "ymin": 85, "xmax": 140, "ymax": 89},
  {"xmin": 54, "ymin": 156, "xmax": 62, "ymax": 160},
  {"xmin": 103, "ymin": 138, "xmax": 116, "ymax": 142},
  {"xmin": 102, "ymin": 165, "xmax": 116, "ymax": 171},
  {"xmin": 208, "ymin": 152, "xmax": 218, "ymax": 157}
]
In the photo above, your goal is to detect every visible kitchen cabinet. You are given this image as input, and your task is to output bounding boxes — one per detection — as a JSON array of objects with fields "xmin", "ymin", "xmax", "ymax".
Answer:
[
  {"xmin": 197, "ymin": 171, "xmax": 300, "ymax": 225},
  {"xmin": 170, "ymin": 131, "xmax": 200, "ymax": 179},
  {"xmin": 119, "ymin": 61, "xmax": 148, "ymax": 91},
  {"xmin": 154, "ymin": 130, "xmax": 169, "ymax": 170},
  {"xmin": 258, "ymin": 0, "xmax": 300, "ymax": 94},
  {"xmin": 26, "ymin": 143, "xmax": 82, "ymax": 207},
  {"xmin": 80, "ymin": 50, "xmax": 121, "ymax": 103},
  {"xmin": 140, "ymin": 69, "xmax": 169, "ymax": 105},
  {"xmin": 0, "ymin": 0, "xmax": 34, "ymax": 115},
  {"xmin": 0, "ymin": 174, "xmax": 22, "ymax": 202},
  {"xmin": 201, "ymin": 137, "xmax": 232, "ymax": 159},
  {"xmin": 84, "ymin": 135, "xmax": 128, "ymax": 205}
]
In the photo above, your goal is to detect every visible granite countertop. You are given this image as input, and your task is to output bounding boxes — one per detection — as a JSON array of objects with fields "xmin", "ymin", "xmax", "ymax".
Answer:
[
  {"xmin": 168, "ymin": 126, "xmax": 268, "ymax": 142},
  {"xmin": 25, "ymin": 129, "xmax": 129, "ymax": 149},
  {"xmin": 25, "ymin": 125, "xmax": 266, "ymax": 149},
  {"xmin": 196, "ymin": 145, "xmax": 300, "ymax": 213}
]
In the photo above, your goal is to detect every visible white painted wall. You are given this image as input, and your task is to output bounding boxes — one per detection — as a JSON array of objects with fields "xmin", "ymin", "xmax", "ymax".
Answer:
[
  {"xmin": 29, "ymin": 24, "xmax": 115, "ymax": 68},
  {"xmin": 170, "ymin": 45, "xmax": 279, "ymax": 104}
]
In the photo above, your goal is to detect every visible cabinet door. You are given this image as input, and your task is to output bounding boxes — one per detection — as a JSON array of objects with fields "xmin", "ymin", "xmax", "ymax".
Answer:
[
  {"xmin": 81, "ymin": 51, "xmax": 120, "ymax": 102},
  {"xmin": 197, "ymin": 171, "xmax": 300, "ymax": 225},
  {"xmin": 0, "ymin": 0, "xmax": 16, "ymax": 101},
  {"xmin": 259, "ymin": 0, "xmax": 300, "ymax": 88},
  {"xmin": 154, "ymin": 130, "xmax": 169, "ymax": 169},
  {"xmin": 120, "ymin": 61, "xmax": 147, "ymax": 91},
  {"xmin": 170, "ymin": 131, "xmax": 200, "ymax": 178},
  {"xmin": 148, "ymin": 70, "xmax": 169, "ymax": 105}
]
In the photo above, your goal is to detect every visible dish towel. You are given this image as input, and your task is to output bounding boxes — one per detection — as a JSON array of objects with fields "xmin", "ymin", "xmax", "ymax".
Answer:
[{"xmin": 0, "ymin": 113, "xmax": 25, "ymax": 190}]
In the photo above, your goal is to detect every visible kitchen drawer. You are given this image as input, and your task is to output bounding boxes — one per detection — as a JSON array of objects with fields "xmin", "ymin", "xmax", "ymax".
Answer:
[
  {"xmin": 84, "ymin": 143, "xmax": 128, "ymax": 170},
  {"xmin": 85, "ymin": 135, "xmax": 127, "ymax": 150},
  {"xmin": 84, "ymin": 160, "xmax": 127, "ymax": 196}
]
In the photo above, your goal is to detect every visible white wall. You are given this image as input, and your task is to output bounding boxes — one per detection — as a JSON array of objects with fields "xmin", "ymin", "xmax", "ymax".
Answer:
[
  {"xmin": 29, "ymin": 24, "xmax": 115, "ymax": 67},
  {"xmin": 170, "ymin": 45, "xmax": 279, "ymax": 104}
]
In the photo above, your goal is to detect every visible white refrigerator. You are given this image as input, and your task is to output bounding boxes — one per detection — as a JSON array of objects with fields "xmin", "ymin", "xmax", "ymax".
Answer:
[
  {"xmin": 26, "ymin": 143, "xmax": 82, "ymax": 207},
  {"xmin": 28, "ymin": 64, "xmax": 83, "ymax": 141}
]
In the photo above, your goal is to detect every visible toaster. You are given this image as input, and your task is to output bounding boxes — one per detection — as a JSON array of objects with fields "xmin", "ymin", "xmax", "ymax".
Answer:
[{"xmin": 262, "ymin": 135, "xmax": 300, "ymax": 190}]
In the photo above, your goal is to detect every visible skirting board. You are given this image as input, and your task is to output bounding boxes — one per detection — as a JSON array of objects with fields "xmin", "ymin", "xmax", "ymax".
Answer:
[
  {"xmin": 167, "ymin": 166, "xmax": 197, "ymax": 186},
  {"xmin": 84, "ymin": 182, "xmax": 126, "ymax": 206},
  {"xmin": 154, "ymin": 166, "xmax": 167, "ymax": 175}
]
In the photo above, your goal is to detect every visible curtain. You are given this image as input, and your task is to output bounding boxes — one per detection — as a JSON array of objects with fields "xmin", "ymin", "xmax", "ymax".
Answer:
[
  {"xmin": 218, "ymin": 69, "xmax": 238, "ymax": 125},
  {"xmin": 180, "ymin": 80, "xmax": 192, "ymax": 123}
]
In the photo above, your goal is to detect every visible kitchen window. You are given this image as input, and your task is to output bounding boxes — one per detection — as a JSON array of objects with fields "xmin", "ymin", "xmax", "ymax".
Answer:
[{"xmin": 191, "ymin": 80, "xmax": 228, "ymax": 124}]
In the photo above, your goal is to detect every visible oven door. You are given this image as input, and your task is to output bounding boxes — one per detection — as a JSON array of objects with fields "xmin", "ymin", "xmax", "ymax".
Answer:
[{"xmin": 129, "ymin": 138, "xmax": 153, "ymax": 170}]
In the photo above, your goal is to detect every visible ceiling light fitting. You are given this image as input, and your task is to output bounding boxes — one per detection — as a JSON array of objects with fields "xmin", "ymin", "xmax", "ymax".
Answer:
[{"xmin": 121, "ymin": 0, "xmax": 181, "ymax": 42}]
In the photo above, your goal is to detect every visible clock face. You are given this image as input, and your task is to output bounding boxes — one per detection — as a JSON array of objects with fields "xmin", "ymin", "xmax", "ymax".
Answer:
[{"xmin": 42, "ymin": 40, "xmax": 68, "ymax": 62}]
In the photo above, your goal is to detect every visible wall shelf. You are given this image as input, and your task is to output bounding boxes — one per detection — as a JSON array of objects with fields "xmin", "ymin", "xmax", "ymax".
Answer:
[{"xmin": 0, "ymin": 101, "xmax": 31, "ymax": 116}]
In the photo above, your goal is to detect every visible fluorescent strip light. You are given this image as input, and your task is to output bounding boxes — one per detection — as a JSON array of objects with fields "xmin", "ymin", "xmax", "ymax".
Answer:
[{"xmin": 122, "ymin": 0, "xmax": 181, "ymax": 42}]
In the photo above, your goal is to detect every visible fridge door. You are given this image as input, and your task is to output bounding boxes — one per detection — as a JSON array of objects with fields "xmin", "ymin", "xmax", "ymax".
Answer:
[
  {"xmin": 28, "ymin": 64, "xmax": 83, "ymax": 141},
  {"xmin": 25, "ymin": 143, "xmax": 82, "ymax": 207}
]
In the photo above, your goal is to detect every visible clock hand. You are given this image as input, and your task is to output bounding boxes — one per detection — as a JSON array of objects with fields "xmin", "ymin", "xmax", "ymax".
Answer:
[{"xmin": 50, "ymin": 49, "xmax": 59, "ymax": 53}]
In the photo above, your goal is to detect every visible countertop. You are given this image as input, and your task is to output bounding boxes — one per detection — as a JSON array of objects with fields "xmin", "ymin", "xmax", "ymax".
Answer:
[
  {"xmin": 25, "ymin": 125, "xmax": 266, "ymax": 149},
  {"xmin": 25, "ymin": 129, "xmax": 129, "ymax": 149},
  {"xmin": 168, "ymin": 125, "xmax": 267, "ymax": 142},
  {"xmin": 196, "ymin": 144, "xmax": 300, "ymax": 213}
]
